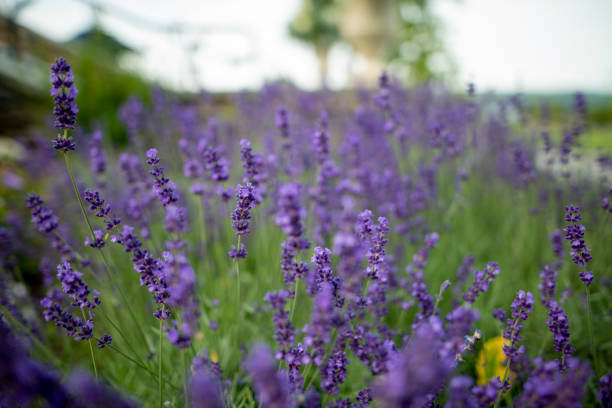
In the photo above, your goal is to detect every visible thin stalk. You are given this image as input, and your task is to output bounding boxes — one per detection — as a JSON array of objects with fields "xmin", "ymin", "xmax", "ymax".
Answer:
[
  {"xmin": 80, "ymin": 308, "xmax": 98, "ymax": 379},
  {"xmin": 63, "ymin": 151, "xmax": 152, "ymax": 351},
  {"xmin": 183, "ymin": 350, "xmax": 189, "ymax": 405},
  {"xmin": 585, "ymin": 285, "xmax": 599, "ymax": 376},
  {"xmin": 493, "ymin": 359, "xmax": 511, "ymax": 408},
  {"xmin": 158, "ymin": 305, "xmax": 164, "ymax": 408},
  {"xmin": 289, "ymin": 278, "xmax": 300, "ymax": 322},
  {"xmin": 102, "ymin": 339, "xmax": 180, "ymax": 391},
  {"xmin": 236, "ymin": 235, "xmax": 242, "ymax": 308}
]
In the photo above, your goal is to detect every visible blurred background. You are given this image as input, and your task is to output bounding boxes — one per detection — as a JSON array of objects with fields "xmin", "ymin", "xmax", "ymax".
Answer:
[{"xmin": 1, "ymin": 0, "xmax": 612, "ymax": 141}]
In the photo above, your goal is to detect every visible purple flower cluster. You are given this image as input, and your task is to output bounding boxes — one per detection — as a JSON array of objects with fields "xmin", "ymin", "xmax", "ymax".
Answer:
[
  {"xmin": 502, "ymin": 290, "xmax": 534, "ymax": 362},
  {"xmin": 275, "ymin": 183, "xmax": 310, "ymax": 285},
  {"xmin": 89, "ymin": 130, "xmax": 107, "ymax": 178},
  {"xmin": 516, "ymin": 358, "xmax": 590, "ymax": 407},
  {"xmin": 563, "ymin": 205, "xmax": 593, "ymax": 284},
  {"xmin": 546, "ymin": 301, "xmax": 574, "ymax": 371},
  {"xmin": 112, "ymin": 225, "xmax": 168, "ymax": 319},
  {"xmin": 264, "ymin": 290, "xmax": 295, "ymax": 361},
  {"xmin": 245, "ymin": 343, "xmax": 294, "ymax": 408},
  {"xmin": 50, "ymin": 57, "xmax": 78, "ymax": 131},
  {"xmin": 84, "ymin": 189, "xmax": 121, "ymax": 231},
  {"xmin": 26, "ymin": 193, "xmax": 59, "ymax": 233},
  {"xmin": 163, "ymin": 251, "xmax": 200, "ymax": 349},
  {"xmin": 462, "ymin": 262, "xmax": 501, "ymax": 304},
  {"xmin": 312, "ymin": 111, "xmax": 330, "ymax": 165},
  {"xmin": 601, "ymin": 185, "xmax": 612, "ymax": 213},
  {"xmin": 240, "ymin": 139, "xmax": 265, "ymax": 189},
  {"xmin": 40, "ymin": 262, "xmax": 105, "ymax": 342},
  {"xmin": 406, "ymin": 233, "xmax": 439, "ymax": 325},
  {"xmin": 362, "ymin": 212, "xmax": 390, "ymax": 281},
  {"xmin": 231, "ymin": 184, "xmax": 258, "ymax": 236},
  {"xmin": 146, "ymin": 148, "xmax": 179, "ymax": 206},
  {"xmin": 538, "ymin": 264, "xmax": 557, "ymax": 307},
  {"xmin": 374, "ymin": 318, "xmax": 453, "ymax": 407}
]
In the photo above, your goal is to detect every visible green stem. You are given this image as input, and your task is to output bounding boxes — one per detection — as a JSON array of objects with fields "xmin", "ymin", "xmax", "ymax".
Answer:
[
  {"xmin": 289, "ymin": 279, "xmax": 300, "ymax": 323},
  {"xmin": 159, "ymin": 306, "xmax": 164, "ymax": 408},
  {"xmin": 63, "ymin": 151, "xmax": 95, "ymax": 237},
  {"xmin": 63, "ymin": 151, "xmax": 152, "ymax": 352},
  {"xmin": 585, "ymin": 286, "xmax": 599, "ymax": 376},
  {"xmin": 236, "ymin": 235, "xmax": 242, "ymax": 308},
  {"xmin": 80, "ymin": 308, "xmax": 98, "ymax": 379},
  {"xmin": 183, "ymin": 350, "xmax": 189, "ymax": 405}
]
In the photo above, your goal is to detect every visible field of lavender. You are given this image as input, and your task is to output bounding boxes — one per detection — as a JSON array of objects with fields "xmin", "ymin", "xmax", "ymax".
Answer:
[{"xmin": 1, "ymin": 57, "xmax": 611, "ymax": 407}]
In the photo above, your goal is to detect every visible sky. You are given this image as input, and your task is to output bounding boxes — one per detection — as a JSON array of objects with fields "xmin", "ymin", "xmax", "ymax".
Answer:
[{"xmin": 8, "ymin": 0, "xmax": 612, "ymax": 93}]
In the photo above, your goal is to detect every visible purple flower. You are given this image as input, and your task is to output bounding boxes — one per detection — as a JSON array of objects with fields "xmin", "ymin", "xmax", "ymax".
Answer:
[
  {"xmin": 118, "ymin": 96, "xmax": 146, "ymax": 137},
  {"xmin": 545, "ymin": 301, "xmax": 574, "ymax": 371},
  {"xmin": 264, "ymin": 290, "xmax": 295, "ymax": 360},
  {"xmin": 163, "ymin": 251, "xmax": 200, "ymax": 349},
  {"xmin": 232, "ymin": 183, "xmax": 258, "ymax": 236},
  {"xmin": 276, "ymin": 183, "xmax": 310, "ymax": 285},
  {"xmin": 406, "ymin": 234, "xmax": 441, "ymax": 325},
  {"xmin": 445, "ymin": 376, "xmax": 478, "ymax": 408},
  {"xmin": 463, "ymin": 262, "xmax": 500, "ymax": 304},
  {"xmin": 189, "ymin": 367, "xmax": 224, "ymax": 408},
  {"xmin": 146, "ymin": 148, "xmax": 179, "ymax": 206},
  {"xmin": 56, "ymin": 261, "xmax": 100, "ymax": 309},
  {"xmin": 50, "ymin": 57, "xmax": 78, "ymax": 130},
  {"xmin": 516, "ymin": 357, "xmax": 590, "ymax": 407},
  {"xmin": 245, "ymin": 343, "xmax": 294, "ymax": 408},
  {"xmin": 599, "ymin": 373, "xmax": 612, "ymax": 407},
  {"xmin": 84, "ymin": 189, "xmax": 121, "ymax": 231},
  {"xmin": 312, "ymin": 111, "xmax": 330, "ymax": 165},
  {"xmin": 454, "ymin": 254, "xmax": 475, "ymax": 298},
  {"xmin": 550, "ymin": 229, "xmax": 564, "ymax": 260},
  {"xmin": 0, "ymin": 316, "xmax": 74, "ymax": 406},
  {"xmin": 472, "ymin": 377, "xmax": 505, "ymax": 407},
  {"xmin": 26, "ymin": 193, "xmax": 59, "ymax": 233},
  {"xmin": 563, "ymin": 205, "xmax": 593, "ymax": 284},
  {"xmin": 303, "ymin": 282, "xmax": 337, "ymax": 367},
  {"xmin": 320, "ymin": 350, "xmax": 349, "ymax": 395},
  {"xmin": 199, "ymin": 140, "xmax": 229, "ymax": 182},
  {"xmin": 97, "ymin": 334, "xmax": 112, "ymax": 349},
  {"xmin": 89, "ymin": 130, "xmax": 106, "ymax": 177},
  {"xmin": 84, "ymin": 229, "xmax": 106, "ymax": 249},
  {"xmin": 374, "ymin": 317, "xmax": 453, "ymax": 407},
  {"xmin": 502, "ymin": 290, "xmax": 534, "ymax": 363},
  {"xmin": 365, "ymin": 217, "xmax": 390, "ymax": 280},
  {"xmin": 276, "ymin": 108, "xmax": 290, "ymax": 141},
  {"xmin": 538, "ymin": 265, "xmax": 557, "ymax": 307},
  {"xmin": 112, "ymin": 225, "xmax": 168, "ymax": 319},
  {"xmin": 240, "ymin": 139, "xmax": 265, "ymax": 188}
]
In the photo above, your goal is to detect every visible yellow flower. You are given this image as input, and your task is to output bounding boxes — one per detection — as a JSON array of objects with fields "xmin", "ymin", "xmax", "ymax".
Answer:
[{"xmin": 476, "ymin": 336, "xmax": 512, "ymax": 386}]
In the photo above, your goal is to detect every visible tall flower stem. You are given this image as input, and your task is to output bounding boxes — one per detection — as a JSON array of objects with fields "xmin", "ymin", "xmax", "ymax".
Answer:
[
  {"xmin": 236, "ymin": 235, "xmax": 242, "ymax": 312},
  {"xmin": 289, "ymin": 278, "xmax": 300, "ymax": 322},
  {"xmin": 80, "ymin": 307, "xmax": 98, "ymax": 379},
  {"xmin": 62, "ymin": 150, "xmax": 152, "ymax": 351},
  {"xmin": 158, "ymin": 305, "xmax": 164, "ymax": 408},
  {"xmin": 585, "ymin": 286, "xmax": 599, "ymax": 375}
]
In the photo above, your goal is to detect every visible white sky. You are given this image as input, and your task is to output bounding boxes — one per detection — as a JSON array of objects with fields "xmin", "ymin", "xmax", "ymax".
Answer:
[{"xmin": 9, "ymin": 0, "xmax": 612, "ymax": 93}]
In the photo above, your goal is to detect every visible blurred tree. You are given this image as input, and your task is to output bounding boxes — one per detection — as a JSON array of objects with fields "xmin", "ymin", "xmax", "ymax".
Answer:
[
  {"xmin": 289, "ymin": 0, "xmax": 339, "ymax": 88},
  {"xmin": 290, "ymin": 0, "xmax": 452, "ymax": 86}
]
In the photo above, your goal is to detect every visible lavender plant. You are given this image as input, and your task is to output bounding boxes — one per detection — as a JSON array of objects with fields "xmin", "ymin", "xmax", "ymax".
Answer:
[{"xmin": 0, "ymin": 57, "xmax": 610, "ymax": 407}]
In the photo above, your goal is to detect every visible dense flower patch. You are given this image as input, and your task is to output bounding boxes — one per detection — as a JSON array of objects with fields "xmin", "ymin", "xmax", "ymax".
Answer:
[{"xmin": 0, "ymin": 57, "xmax": 610, "ymax": 407}]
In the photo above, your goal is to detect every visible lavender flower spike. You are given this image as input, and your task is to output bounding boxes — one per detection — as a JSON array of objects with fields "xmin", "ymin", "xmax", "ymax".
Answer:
[
  {"xmin": 563, "ymin": 204, "xmax": 594, "ymax": 285},
  {"xmin": 502, "ymin": 290, "xmax": 534, "ymax": 363},
  {"xmin": 50, "ymin": 57, "xmax": 78, "ymax": 130},
  {"xmin": 245, "ymin": 343, "xmax": 294, "ymax": 408}
]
